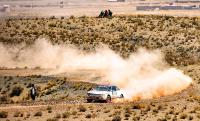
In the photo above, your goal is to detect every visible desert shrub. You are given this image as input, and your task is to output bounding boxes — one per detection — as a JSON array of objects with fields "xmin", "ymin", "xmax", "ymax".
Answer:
[
  {"xmin": 157, "ymin": 118, "xmax": 167, "ymax": 121},
  {"xmin": 10, "ymin": 86, "xmax": 23, "ymax": 97},
  {"xmin": 62, "ymin": 112, "xmax": 70, "ymax": 118},
  {"xmin": 61, "ymin": 16, "xmax": 64, "ymax": 19},
  {"xmin": 46, "ymin": 118, "xmax": 58, "ymax": 121},
  {"xmin": 71, "ymin": 111, "xmax": 77, "ymax": 115},
  {"xmin": 85, "ymin": 114, "xmax": 91, "ymax": 118},
  {"xmin": 91, "ymin": 113, "xmax": 97, "ymax": 118},
  {"xmin": 69, "ymin": 15, "xmax": 75, "ymax": 19},
  {"xmin": 47, "ymin": 106, "xmax": 52, "ymax": 111},
  {"xmin": 45, "ymin": 89, "xmax": 56, "ymax": 95},
  {"xmin": 188, "ymin": 115, "xmax": 193, "ymax": 120},
  {"xmin": 124, "ymin": 113, "xmax": 130, "ymax": 117},
  {"xmin": 26, "ymin": 83, "xmax": 32, "ymax": 88},
  {"xmin": 0, "ymin": 95, "xmax": 10, "ymax": 103},
  {"xmin": 48, "ymin": 110, "xmax": 52, "ymax": 113},
  {"xmin": 113, "ymin": 111, "xmax": 121, "ymax": 115},
  {"xmin": 13, "ymin": 111, "xmax": 23, "ymax": 117},
  {"xmin": 26, "ymin": 113, "xmax": 30, "ymax": 118},
  {"xmin": 78, "ymin": 105, "xmax": 86, "ymax": 112},
  {"xmin": 50, "ymin": 16, "xmax": 56, "ymax": 19},
  {"xmin": 0, "ymin": 111, "xmax": 8, "ymax": 118},
  {"xmin": 96, "ymin": 109, "xmax": 101, "ymax": 112},
  {"xmin": 114, "ymin": 106, "xmax": 121, "ymax": 109},
  {"xmin": 104, "ymin": 110, "xmax": 110, "ymax": 113},
  {"xmin": 124, "ymin": 117, "xmax": 129, "ymax": 120},
  {"xmin": 112, "ymin": 116, "xmax": 121, "ymax": 121},
  {"xmin": 48, "ymin": 23, "xmax": 57, "ymax": 28},
  {"xmin": 34, "ymin": 111, "xmax": 42, "ymax": 117},
  {"xmin": 132, "ymin": 116, "xmax": 140, "ymax": 121},
  {"xmin": 54, "ymin": 113, "xmax": 61, "ymax": 119},
  {"xmin": 7, "ymin": 76, "xmax": 13, "ymax": 81},
  {"xmin": 179, "ymin": 113, "xmax": 187, "ymax": 119},
  {"xmin": 45, "ymin": 80, "xmax": 57, "ymax": 90},
  {"xmin": 132, "ymin": 103, "xmax": 145, "ymax": 110},
  {"xmin": 197, "ymin": 114, "xmax": 200, "ymax": 119},
  {"xmin": 124, "ymin": 107, "xmax": 131, "ymax": 114}
]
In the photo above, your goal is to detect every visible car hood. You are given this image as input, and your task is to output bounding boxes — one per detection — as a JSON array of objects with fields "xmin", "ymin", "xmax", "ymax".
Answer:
[{"xmin": 88, "ymin": 90, "xmax": 109, "ymax": 95}]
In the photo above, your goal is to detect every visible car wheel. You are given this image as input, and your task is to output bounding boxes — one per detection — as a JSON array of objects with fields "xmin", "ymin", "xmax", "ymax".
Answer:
[
  {"xmin": 120, "ymin": 94, "xmax": 124, "ymax": 98},
  {"xmin": 87, "ymin": 99, "xmax": 93, "ymax": 103},
  {"xmin": 106, "ymin": 95, "xmax": 111, "ymax": 103}
]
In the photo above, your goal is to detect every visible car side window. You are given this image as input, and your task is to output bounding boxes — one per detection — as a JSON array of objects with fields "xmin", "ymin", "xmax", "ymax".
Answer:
[
  {"xmin": 108, "ymin": 86, "xmax": 112, "ymax": 91},
  {"xmin": 116, "ymin": 87, "xmax": 120, "ymax": 91},
  {"xmin": 112, "ymin": 86, "xmax": 116, "ymax": 91}
]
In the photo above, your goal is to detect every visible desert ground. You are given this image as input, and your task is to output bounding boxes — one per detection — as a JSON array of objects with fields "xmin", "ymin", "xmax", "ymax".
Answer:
[
  {"xmin": 0, "ymin": 14, "xmax": 200, "ymax": 121},
  {"xmin": 1, "ymin": 1, "xmax": 200, "ymax": 120}
]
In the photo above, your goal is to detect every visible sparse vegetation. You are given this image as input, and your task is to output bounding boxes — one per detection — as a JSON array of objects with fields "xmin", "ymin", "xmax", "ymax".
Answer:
[
  {"xmin": 62, "ymin": 112, "xmax": 70, "ymax": 118},
  {"xmin": 112, "ymin": 115, "xmax": 121, "ymax": 121},
  {"xmin": 0, "ymin": 111, "xmax": 8, "ymax": 118},
  {"xmin": 78, "ymin": 105, "xmax": 87, "ymax": 112},
  {"xmin": 54, "ymin": 113, "xmax": 61, "ymax": 119},
  {"xmin": 10, "ymin": 86, "xmax": 23, "ymax": 97},
  {"xmin": 0, "ymin": 14, "xmax": 200, "ymax": 121},
  {"xmin": 85, "ymin": 114, "xmax": 91, "ymax": 118},
  {"xmin": 179, "ymin": 113, "xmax": 187, "ymax": 119},
  {"xmin": 46, "ymin": 118, "xmax": 58, "ymax": 121},
  {"xmin": 34, "ymin": 111, "xmax": 42, "ymax": 117},
  {"xmin": 1, "ymin": 15, "xmax": 200, "ymax": 66},
  {"xmin": 13, "ymin": 111, "xmax": 23, "ymax": 117}
]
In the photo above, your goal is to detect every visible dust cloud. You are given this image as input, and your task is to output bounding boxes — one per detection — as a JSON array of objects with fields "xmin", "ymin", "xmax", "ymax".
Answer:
[{"xmin": 0, "ymin": 38, "xmax": 192, "ymax": 100}]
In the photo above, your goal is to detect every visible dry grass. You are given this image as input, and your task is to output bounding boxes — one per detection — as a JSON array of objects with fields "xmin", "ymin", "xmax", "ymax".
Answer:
[
  {"xmin": 78, "ymin": 105, "xmax": 87, "ymax": 112},
  {"xmin": 0, "ymin": 15, "xmax": 200, "ymax": 121},
  {"xmin": 13, "ymin": 111, "xmax": 23, "ymax": 117},
  {"xmin": 1, "ymin": 15, "xmax": 200, "ymax": 66},
  {"xmin": 62, "ymin": 112, "xmax": 70, "ymax": 118}
]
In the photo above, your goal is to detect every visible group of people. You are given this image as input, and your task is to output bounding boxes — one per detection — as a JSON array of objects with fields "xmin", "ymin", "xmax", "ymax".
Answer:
[{"xmin": 99, "ymin": 10, "xmax": 113, "ymax": 18}]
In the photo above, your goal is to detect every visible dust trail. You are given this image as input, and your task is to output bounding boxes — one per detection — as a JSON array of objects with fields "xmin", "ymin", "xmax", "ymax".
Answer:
[{"xmin": 0, "ymin": 38, "xmax": 192, "ymax": 100}]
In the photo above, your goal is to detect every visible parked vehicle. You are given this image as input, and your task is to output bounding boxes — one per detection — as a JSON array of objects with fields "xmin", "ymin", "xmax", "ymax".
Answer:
[{"xmin": 87, "ymin": 85, "xmax": 124, "ymax": 103}]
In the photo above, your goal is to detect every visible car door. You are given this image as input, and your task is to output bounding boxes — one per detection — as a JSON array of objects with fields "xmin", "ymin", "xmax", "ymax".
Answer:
[
  {"xmin": 116, "ymin": 86, "xmax": 122, "ymax": 98},
  {"xmin": 111, "ymin": 86, "xmax": 117, "ymax": 98}
]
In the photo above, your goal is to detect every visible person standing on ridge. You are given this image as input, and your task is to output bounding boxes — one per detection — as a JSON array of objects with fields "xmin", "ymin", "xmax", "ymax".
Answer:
[{"xmin": 30, "ymin": 84, "xmax": 37, "ymax": 101}]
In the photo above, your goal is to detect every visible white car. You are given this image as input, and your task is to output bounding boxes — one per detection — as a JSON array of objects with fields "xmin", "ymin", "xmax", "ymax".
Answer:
[{"xmin": 87, "ymin": 85, "xmax": 124, "ymax": 103}]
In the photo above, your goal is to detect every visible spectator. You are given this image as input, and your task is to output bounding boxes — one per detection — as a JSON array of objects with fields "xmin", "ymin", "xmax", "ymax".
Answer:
[
  {"xmin": 99, "ymin": 10, "xmax": 104, "ymax": 18},
  {"xmin": 108, "ymin": 9, "xmax": 113, "ymax": 17},
  {"xmin": 104, "ymin": 10, "xmax": 108, "ymax": 17},
  {"xmin": 30, "ymin": 84, "xmax": 37, "ymax": 101}
]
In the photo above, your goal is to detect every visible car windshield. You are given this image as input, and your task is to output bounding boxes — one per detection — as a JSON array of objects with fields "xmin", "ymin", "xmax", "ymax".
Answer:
[{"xmin": 94, "ymin": 86, "xmax": 109, "ymax": 91}]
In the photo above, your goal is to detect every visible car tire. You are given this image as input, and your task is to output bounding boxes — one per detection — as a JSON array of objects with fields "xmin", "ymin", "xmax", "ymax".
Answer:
[
  {"xmin": 106, "ymin": 95, "xmax": 111, "ymax": 103},
  {"xmin": 120, "ymin": 94, "xmax": 124, "ymax": 98},
  {"xmin": 87, "ymin": 99, "xmax": 93, "ymax": 103}
]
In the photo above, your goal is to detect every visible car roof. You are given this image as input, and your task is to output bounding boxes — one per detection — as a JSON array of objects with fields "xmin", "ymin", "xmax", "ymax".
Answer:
[{"xmin": 97, "ymin": 85, "xmax": 115, "ymax": 87}]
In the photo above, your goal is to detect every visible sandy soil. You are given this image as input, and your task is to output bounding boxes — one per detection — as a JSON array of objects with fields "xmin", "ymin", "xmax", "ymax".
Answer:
[
  {"xmin": 0, "ymin": 67, "xmax": 199, "ymax": 121},
  {"xmin": 0, "ymin": 3, "xmax": 200, "ymax": 120}
]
